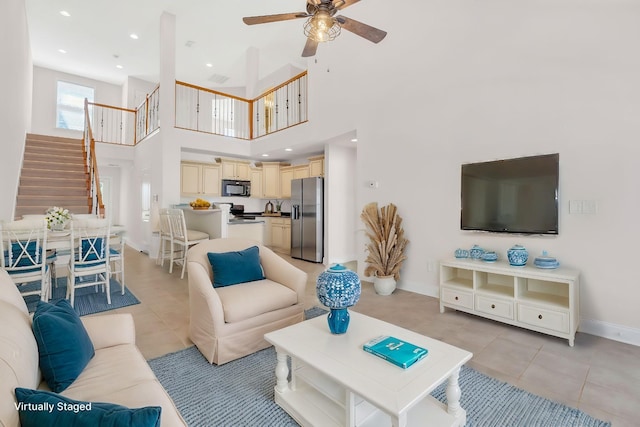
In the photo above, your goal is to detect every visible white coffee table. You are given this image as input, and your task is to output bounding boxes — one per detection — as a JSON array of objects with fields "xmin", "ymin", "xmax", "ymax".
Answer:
[{"xmin": 264, "ymin": 311, "xmax": 473, "ymax": 427}]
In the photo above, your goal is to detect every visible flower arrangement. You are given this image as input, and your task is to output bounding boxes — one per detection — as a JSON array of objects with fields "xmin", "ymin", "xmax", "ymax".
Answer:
[
  {"xmin": 360, "ymin": 202, "xmax": 408, "ymax": 281},
  {"xmin": 45, "ymin": 206, "xmax": 71, "ymax": 229}
]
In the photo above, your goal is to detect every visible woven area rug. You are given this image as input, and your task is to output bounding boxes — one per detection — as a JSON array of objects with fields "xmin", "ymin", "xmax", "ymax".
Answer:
[
  {"xmin": 23, "ymin": 277, "xmax": 140, "ymax": 316},
  {"xmin": 149, "ymin": 309, "xmax": 610, "ymax": 427}
]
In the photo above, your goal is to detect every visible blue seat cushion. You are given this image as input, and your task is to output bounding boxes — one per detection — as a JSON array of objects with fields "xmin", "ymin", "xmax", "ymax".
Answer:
[
  {"xmin": 80, "ymin": 237, "xmax": 105, "ymax": 261},
  {"xmin": 32, "ymin": 300, "xmax": 95, "ymax": 393},
  {"xmin": 14, "ymin": 388, "xmax": 161, "ymax": 427},
  {"xmin": 207, "ymin": 245, "xmax": 265, "ymax": 288},
  {"xmin": 4, "ymin": 241, "xmax": 42, "ymax": 267}
]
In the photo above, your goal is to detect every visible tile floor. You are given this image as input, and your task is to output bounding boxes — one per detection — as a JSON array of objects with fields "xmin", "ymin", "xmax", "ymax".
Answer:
[{"xmin": 110, "ymin": 246, "xmax": 639, "ymax": 426}]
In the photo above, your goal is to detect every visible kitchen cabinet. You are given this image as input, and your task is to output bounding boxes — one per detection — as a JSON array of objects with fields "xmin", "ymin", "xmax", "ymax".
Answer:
[
  {"xmin": 181, "ymin": 162, "xmax": 220, "ymax": 197},
  {"xmin": 219, "ymin": 159, "xmax": 250, "ymax": 180},
  {"xmin": 262, "ymin": 162, "xmax": 290, "ymax": 199},
  {"xmin": 250, "ymin": 167, "xmax": 263, "ymax": 198},
  {"xmin": 280, "ymin": 166, "xmax": 294, "ymax": 199},
  {"xmin": 308, "ymin": 155, "xmax": 324, "ymax": 177},
  {"xmin": 293, "ymin": 165, "xmax": 310, "ymax": 180},
  {"xmin": 269, "ymin": 218, "xmax": 291, "ymax": 254}
]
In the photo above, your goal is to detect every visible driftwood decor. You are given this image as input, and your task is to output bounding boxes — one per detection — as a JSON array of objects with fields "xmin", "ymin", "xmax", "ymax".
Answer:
[{"xmin": 360, "ymin": 202, "xmax": 408, "ymax": 281}]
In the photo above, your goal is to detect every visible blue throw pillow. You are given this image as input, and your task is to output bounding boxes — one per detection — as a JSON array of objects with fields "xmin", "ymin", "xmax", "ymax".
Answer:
[
  {"xmin": 14, "ymin": 388, "xmax": 161, "ymax": 427},
  {"xmin": 32, "ymin": 300, "xmax": 95, "ymax": 393},
  {"xmin": 207, "ymin": 245, "xmax": 265, "ymax": 288}
]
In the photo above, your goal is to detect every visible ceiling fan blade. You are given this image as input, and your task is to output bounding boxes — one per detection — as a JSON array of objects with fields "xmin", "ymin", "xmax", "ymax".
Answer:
[
  {"xmin": 336, "ymin": 16, "xmax": 386, "ymax": 43},
  {"xmin": 243, "ymin": 13, "xmax": 307, "ymax": 26},
  {"xmin": 302, "ymin": 38, "xmax": 319, "ymax": 57},
  {"xmin": 335, "ymin": 0, "xmax": 361, "ymax": 10}
]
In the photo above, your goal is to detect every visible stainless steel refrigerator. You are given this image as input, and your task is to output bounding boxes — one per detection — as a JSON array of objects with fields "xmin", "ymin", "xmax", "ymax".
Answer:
[{"xmin": 291, "ymin": 177, "xmax": 323, "ymax": 262}]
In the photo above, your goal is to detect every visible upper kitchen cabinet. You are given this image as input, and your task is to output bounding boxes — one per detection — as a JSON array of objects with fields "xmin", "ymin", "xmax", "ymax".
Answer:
[
  {"xmin": 280, "ymin": 166, "xmax": 294, "ymax": 199},
  {"xmin": 181, "ymin": 162, "xmax": 221, "ymax": 197},
  {"xmin": 309, "ymin": 155, "xmax": 325, "ymax": 177},
  {"xmin": 250, "ymin": 167, "xmax": 263, "ymax": 198},
  {"xmin": 218, "ymin": 158, "xmax": 251, "ymax": 180},
  {"xmin": 262, "ymin": 162, "xmax": 290, "ymax": 199},
  {"xmin": 293, "ymin": 165, "xmax": 310, "ymax": 180}
]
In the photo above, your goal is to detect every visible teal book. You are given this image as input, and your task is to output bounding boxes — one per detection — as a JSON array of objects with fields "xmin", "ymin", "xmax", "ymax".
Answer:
[{"xmin": 363, "ymin": 336, "xmax": 429, "ymax": 369}]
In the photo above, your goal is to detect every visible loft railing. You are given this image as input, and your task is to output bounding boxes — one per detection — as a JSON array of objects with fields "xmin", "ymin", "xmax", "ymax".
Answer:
[
  {"xmin": 253, "ymin": 71, "xmax": 308, "ymax": 138},
  {"xmin": 136, "ymin": 85, "xmax": 160, "ymax": 141},
  {"xmin": 175, "ymin": 82, "xmax": 252, "ymax": 139},
  {"xmin": 88, "ymin": 102, "xmax": 137, "ymax": 145},
  {"xmin": 83, "ymin": 99, "xmax": 104, "ymax": 216},
  {"xmin": 175, "ymin": 70, "xmax": 308, "ymax": 139},
  {"xmin": 86, "ymin": 71, "xmax": 308, "ymax": 144}
]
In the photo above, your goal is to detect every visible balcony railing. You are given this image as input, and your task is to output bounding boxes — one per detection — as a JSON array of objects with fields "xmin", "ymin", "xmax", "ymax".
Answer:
[
  {"xmin": 175, "ymin": 71, "xmax": 308, "ymax": 140},
  {"xmin": 88, "ymin": 71, "xmax": 307, "ymax": 145},
  {"xmin": 136, "ymin": 85, "xmax": 160, "ymax": 142}
]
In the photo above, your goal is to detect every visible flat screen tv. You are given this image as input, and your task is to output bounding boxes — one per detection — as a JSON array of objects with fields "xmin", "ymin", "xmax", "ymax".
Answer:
[{"xmin": 461, "ymin": 153, "xmax": 559, "ymax": 235}]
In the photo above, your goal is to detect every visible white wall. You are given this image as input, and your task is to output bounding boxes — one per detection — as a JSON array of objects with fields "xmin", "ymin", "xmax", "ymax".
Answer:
[
  {"xmin": 31, "ymin": 66, "xmax": 122, "ymax": 138},
  {"xmin": 0, "ymin": 0, "xmax": 32, "ymax": 220},
  {"xmin": 325, "ymin": 142, "xmax": 357, "ymax": 265},
  {"xmin": 305, "ymin": 0, "xmax": 640, "ymax": 341}
]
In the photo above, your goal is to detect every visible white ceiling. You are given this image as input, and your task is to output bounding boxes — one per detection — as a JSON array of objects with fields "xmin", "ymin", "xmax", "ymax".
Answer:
[{"xmin": 24, "ymin": 0, "xmax": 357, "ymax": 89}]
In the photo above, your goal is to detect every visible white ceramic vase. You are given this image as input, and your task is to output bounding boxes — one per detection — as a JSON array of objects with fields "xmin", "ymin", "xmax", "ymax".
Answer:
[{"xmin": 373, "ymin": 275, "xmax": 396, "ymax": 296}]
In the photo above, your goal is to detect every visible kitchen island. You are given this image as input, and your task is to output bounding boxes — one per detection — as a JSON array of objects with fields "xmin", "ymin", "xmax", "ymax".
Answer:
[{"xmin": 182, "ymin": 205, "xmax": 265, "ymax": 245}]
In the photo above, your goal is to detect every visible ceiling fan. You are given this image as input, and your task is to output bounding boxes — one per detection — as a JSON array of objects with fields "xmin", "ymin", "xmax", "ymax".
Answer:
[{"xmin": 242, "ymin": 0, "xmax": 387, "ymax": 57}]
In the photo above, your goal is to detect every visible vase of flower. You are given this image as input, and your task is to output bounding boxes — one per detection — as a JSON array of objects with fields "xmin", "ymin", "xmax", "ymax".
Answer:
[{"xmin": 45, "ymin": 206, "xmax": 71, "ymax": 231}]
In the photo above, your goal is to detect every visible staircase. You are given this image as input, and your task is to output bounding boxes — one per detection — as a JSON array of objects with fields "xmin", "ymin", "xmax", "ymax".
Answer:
[{"xmin": 14, "ymin": 134, "xmax": 91, "ymax": 219}]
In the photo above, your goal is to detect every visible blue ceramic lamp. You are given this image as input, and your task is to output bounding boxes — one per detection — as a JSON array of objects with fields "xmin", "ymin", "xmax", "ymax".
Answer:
[{"xmin": 316, "ymin": 264, "xmax": 361, "ymax": 334}]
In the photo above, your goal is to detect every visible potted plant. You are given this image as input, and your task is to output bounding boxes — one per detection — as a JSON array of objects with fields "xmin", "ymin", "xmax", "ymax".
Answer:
[{"xmin": 360, "ymin": 202, "xmax": 408, "ymax": 295}]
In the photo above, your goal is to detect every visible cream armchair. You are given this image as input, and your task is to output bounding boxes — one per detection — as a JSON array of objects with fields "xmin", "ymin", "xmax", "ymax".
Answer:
[{"xmin": 187, "ymin": 238, "xmax": 307, "ymax": 365}]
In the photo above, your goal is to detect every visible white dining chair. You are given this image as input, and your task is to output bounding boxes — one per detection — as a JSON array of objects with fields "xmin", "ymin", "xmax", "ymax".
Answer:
[
  {"xmin": 157, "ymin": 208, "xmax": 173, "ymax": 267},
  {"xmin": 166, "ymin": 209, "xmax": 209, "ymax": 279},
  {"xmin": 109, "ymin": 236, "xmax": 125, "ymax": 294},
  {"xmin": 0, "ymin": 219, "xmax": 50, "ymax": 301},
  {"xmin": 66, "ymin": 218, "xmax": 111, "ymax": 307}
]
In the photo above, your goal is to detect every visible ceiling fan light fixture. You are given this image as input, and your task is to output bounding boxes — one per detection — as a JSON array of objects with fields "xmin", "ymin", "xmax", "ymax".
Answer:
[{"xmin": 303, "ymin": 10, "xmax": 341, "ymax": 43}]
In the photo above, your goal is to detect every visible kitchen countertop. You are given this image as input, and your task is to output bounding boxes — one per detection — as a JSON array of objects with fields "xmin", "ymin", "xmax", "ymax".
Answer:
[
  {"xmin": 228, "ymin": 218, "xmax": 265, "ymax": 225},
  {"xmin": 242, "ymin": 212, "xmax": 291, "ymax": 218}
]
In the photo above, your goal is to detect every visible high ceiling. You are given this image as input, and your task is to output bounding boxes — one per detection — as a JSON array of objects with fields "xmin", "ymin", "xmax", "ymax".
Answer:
[{"xmin": 25, "ymin": 0, "xmax": 332, "ymax": 89}]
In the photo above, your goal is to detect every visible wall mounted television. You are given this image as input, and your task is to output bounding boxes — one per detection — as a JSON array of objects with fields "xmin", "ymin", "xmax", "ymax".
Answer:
[{"xmin": 461, "ymin": 153, "xmax": 559, "ymax": 235}]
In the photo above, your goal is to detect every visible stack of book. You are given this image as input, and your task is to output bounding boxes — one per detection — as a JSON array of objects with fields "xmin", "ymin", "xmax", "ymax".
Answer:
[{"xmin": 363, "ymin": 336, "xmax": 429, "ymax": 369}]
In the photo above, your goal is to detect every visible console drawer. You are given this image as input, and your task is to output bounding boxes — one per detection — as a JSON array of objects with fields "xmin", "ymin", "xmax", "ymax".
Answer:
[
  {"xmin": 475, "ymin": 295, "xmax": 513, "ymax": 320},
  {"xmin": 518, "ymin": 304, "xmax": 569, "ymax": 333},
  {"xmin": 441, "ymin": 288, "xmax": 473, "ymax": 309}
]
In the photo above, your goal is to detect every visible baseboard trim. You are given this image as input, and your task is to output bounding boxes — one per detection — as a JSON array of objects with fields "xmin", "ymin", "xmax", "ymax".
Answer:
[{"xmin": 579, "ymin": 318, "xmax": 640, "ymax": 347}]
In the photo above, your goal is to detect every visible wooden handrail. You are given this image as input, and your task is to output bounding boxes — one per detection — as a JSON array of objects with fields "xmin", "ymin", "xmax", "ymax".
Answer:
[
  {"xmin": 87, "ymin": 101, "xmax": 137, "ymax": 113},
  {"xmin": 84, "ymin": 99, "xmax": 104, "ymax": 216},
  {"xmin": 250, "ymin": 70, "xmax": 308, "ymax": 102},
  {"xmin": 175, "ymin": 80, "xmax": 252, "ymax": 102}
]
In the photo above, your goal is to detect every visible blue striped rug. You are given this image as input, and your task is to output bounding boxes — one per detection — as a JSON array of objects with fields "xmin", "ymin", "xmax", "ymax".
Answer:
[
  {"xmin": 148, "ymin": 310, "xmax": 611, "ymax": 427},
  {"xmin": 23, "ymin": 277, "xmax": 140, "ymax": 316}
]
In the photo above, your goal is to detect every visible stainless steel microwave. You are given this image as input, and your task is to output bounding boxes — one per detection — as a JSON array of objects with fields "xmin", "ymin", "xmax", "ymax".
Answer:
[{"xmin": 221, "ymin": 180, "xmax": 251, "ymax": 197}]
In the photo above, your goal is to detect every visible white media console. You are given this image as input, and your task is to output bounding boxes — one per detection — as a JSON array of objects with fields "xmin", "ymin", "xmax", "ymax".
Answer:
[{"xmin": 440, "ymin": 258, "xmax": 580, "ymax": 346}]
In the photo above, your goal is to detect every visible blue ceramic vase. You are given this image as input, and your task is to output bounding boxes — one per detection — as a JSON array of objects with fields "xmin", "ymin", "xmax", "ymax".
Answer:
[
  {"xmin": 316, "ymin": 264, "xmax": 361, "ymax": 334},
  {"xmin": 469, "ymin": 245, "xmax": 485, "ymax": 260},
  {"xmin": 507, "ymin": 244, "xmax": 528, "ymax": 267}
]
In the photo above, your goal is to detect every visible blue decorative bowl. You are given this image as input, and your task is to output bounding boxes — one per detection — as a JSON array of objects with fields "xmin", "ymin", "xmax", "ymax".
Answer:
[
  {"xmin": 469, "ymin": 245, "xmax": 485, "ymax": 260},
  {"xmin": 507, "ymin": 245, "xmax": 528, "ymax": 267},
  {"xmin": 482, "ymin": 251, "xmax": 498, "ymax": 262},
  {"xmin": 454, "ymin": 248, "xmax": 469, "ymax": 258}
]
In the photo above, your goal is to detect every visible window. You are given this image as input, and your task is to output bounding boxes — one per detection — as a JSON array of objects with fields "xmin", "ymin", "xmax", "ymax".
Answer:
[{"xmin": 56, "ymin": 81, "xmax": 94, "ymax": 131}]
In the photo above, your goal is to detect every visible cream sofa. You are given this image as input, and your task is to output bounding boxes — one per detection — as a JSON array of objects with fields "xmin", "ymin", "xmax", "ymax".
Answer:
[
  {"xmin": 0, "ymin": 269, "xmax": 187, "ymax": 426},
  {"xmin": 188, "ymin": 238, "xmax": 307, "ymax": 365}
]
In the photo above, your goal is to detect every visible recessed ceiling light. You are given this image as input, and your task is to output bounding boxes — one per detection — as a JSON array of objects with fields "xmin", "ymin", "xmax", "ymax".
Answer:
[
  {"xmin": 285, "ymin": 148, "xmax": 293, "ymax": 152},
  {"xmin": 206, "ymin": 63, "xmax": 213, "ymax": 68},
  {"xmin": 58, "ymin": 49, "xmax": 67, "ymax": 54},
  {"xmin": 116, "ymin": 65, "xmax": 123, "ymax": 69},
  {"xmin": 59, "ymin": 11, "xmax": 71, "ymax": 17},
  {"xmin": 262, "ymin": 154, "xmax": 270, "ymax": 157},
  {"xmin": 351, "ymin": 138, "xmax": 358, "ymax": 142},
  {"xmin": 129, "ymin": 33, "xmax": 139, "ymax": 40}
]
